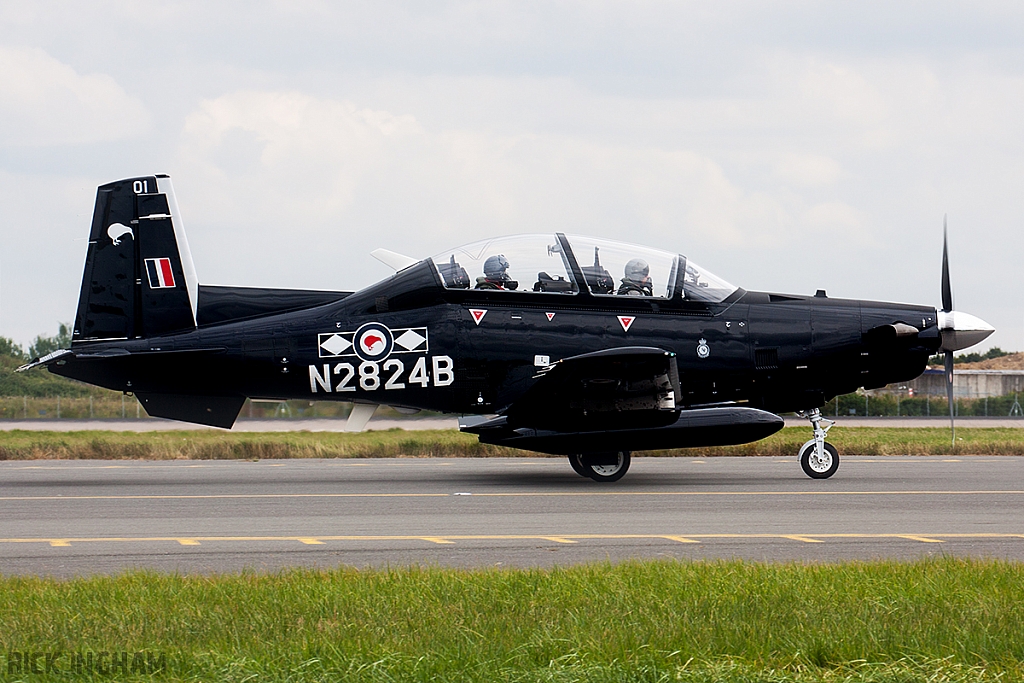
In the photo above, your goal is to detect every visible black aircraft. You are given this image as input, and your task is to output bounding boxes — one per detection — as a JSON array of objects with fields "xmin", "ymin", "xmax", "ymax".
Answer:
[{"xmin": 19, "ymin": 175, "xmax": 994, "ymax": 481}]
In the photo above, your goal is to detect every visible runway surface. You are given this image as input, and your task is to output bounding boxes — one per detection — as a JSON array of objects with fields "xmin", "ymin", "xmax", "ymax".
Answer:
[
  {"xmin": 2, "ymin": 456, "xmax": 1023, "ymax": 576},
  {"xmin": 2, "ymin": 416, "xmax": 1023, "ymax": 431},
  {"xmin": 0, "ymin": 417, "xmax": 460, "ymax": 432}
]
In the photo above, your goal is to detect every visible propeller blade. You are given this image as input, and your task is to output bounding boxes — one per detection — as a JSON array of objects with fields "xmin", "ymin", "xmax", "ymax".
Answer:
[
  {"xmin": 941, "ymin": 216, "xmax": 953, "ymax": 313},
  {"xmin": 945, "ymin": 349, "xmax": 955, "ymax": 447}
]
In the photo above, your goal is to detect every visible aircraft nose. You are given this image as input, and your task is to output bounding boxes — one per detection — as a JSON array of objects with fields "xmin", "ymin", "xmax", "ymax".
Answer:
[{"xmin": 938, "ymin": 311, "xmax": 995, "ymax": 352}]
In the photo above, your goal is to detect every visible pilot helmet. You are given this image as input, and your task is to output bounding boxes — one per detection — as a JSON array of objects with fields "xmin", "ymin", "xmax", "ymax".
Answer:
[
  {"xmin": 484, "ymin": 254, "xmax": 510, "ymax": 279},
  {"xmin": 624, "ymin": 258, "xmax": 650, "ymax": 281}
]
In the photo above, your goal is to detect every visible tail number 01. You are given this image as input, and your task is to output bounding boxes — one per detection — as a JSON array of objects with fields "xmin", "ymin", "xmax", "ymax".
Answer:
[{"xmin": 309, "ymin": 356, "xmax": 454, "ymax": 393}]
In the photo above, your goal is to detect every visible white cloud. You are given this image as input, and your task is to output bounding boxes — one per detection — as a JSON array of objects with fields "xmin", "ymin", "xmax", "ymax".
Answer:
[
  {"xmin": 0, "ymin": 3, "xmax": 1022, "ymax": 350},
  {"xmin": 773, "ymin": 153, "xmax": 843, "ymax": 187},
  {"xmin": 799, "ymin": 60, "xmax": 890, "ymax": 129},
  {"xmin": 174, "ymin": 90, "xmax": 846, "ymax": 293},
  {"xmin": 0, "ymin": 46, "xmax": 149, "ymax": 146},
  {"xmin": 178, "ymin": 91, "xmax": 421, "ymax": 228}
]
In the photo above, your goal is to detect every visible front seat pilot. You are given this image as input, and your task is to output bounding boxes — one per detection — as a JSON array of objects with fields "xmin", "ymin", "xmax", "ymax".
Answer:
[
  {"xmin": 617, "ymin": 258, "xmax": 653, "ymax": 296},
  {"xmin": 475, "ymin": 254, "xmax": 517, "ymax": 290}
]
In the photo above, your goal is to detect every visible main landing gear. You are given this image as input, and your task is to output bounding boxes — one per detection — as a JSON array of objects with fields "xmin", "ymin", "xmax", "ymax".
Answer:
[
  {"xmin": 796, "ymin": 408, "xmax": 839, "ymax": 479},
  {"xmin": 569, "ymin": 451, "xmax": 631, "ymax": 482}
]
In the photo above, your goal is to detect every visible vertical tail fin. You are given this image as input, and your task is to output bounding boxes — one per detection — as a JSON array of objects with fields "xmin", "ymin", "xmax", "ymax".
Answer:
[{"xmin": 73, "ymin": 175, "xmax": 199, "ymax": 342}]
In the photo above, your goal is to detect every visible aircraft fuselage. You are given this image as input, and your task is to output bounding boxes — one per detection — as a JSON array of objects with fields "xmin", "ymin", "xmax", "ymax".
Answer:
[{"xmin": 54, "ymin": 258, "xmax": 938, "ymax": 416}]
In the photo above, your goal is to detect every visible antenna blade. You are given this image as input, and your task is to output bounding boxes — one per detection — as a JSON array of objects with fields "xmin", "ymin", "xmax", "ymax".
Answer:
[
  {"xmin": 345, "ymin": 403, "xmax": 378, "ymax": 433},
  {"xmin": 941, "ymin": 216, "xmax": 953, "ymax": 313}
]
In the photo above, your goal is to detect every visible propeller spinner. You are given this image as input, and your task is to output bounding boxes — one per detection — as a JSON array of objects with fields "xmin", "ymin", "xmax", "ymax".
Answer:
[{"xmin": 937, "ymin": 218, "xmax": 995, "ymax": 444}]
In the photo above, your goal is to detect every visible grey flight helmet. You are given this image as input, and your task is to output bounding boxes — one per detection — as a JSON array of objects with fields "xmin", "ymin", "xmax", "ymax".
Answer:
[
  {"xmin": 484, "ymin": 254, "xmax": 510, "ymax": 279},
  {"xmin": 624, "ymin": 258, "xmax": 649, "ymax": 282}
]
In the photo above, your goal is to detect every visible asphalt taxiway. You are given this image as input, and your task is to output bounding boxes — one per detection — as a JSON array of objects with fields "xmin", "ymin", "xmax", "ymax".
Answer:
[
  {"xmin": 1, "ymin": 456, "xmax": 1023, "ymax": 575},
  {"xmin": 2, "ymin": 416, "xmax": 1022, "ymax": 431}
]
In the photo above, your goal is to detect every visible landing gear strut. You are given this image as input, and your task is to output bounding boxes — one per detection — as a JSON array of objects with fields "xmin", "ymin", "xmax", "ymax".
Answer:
[{"xmin": 796, "ymin": 408, "xmax": 839, "ymax": 479}]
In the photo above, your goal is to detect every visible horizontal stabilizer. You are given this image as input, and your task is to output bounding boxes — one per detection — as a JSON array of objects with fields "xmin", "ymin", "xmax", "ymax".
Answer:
[
  {"xmin": 15, "ymin": 349, "xmax": 75, "ymax": 373},
  {"xmin": 136, "ymin": 393, "xmax": 245, "ymax": 429}
]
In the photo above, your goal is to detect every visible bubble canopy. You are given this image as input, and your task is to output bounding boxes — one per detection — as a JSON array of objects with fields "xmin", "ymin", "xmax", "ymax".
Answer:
[{"xmin": 430, "ymin": 234, "xmax": 737, "ymax": 303}]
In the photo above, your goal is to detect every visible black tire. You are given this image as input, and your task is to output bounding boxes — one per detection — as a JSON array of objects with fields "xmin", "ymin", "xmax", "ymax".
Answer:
[
  {"xmin": 799, "ymin": 441, "xmax": 839, "ymax": 479},
  {"xmin": 579, "ymin": 451, "xmax": 631, "ymax": 482},
  {"xmin": 568, "ymin": 454, "xmax": 589, "ymax": 477}
]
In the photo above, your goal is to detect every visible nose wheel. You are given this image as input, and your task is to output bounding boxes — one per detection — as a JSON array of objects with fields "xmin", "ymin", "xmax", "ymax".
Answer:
[{"xmin": 796, "ymin": 408, "xmax": 839, "ymax": 479}]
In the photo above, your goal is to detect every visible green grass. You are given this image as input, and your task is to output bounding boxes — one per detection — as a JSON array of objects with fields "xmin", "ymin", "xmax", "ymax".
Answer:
[
  {"xmin": 0, "ymin": 427, "xmax": 1023, "ymax": 460},
  {"xmin": 0, "ymin": 355, "xmax": 111, "ymax": 400},
  {"xmin": 1, "ymin": 559, "xmax": 1022, "ymax": 681}
]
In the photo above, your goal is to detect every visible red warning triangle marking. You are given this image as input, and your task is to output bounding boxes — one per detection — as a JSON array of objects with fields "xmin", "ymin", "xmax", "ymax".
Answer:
[
  {"xmin": 545, "ymin": 312, "xmax": 555, "ymax": 321},
  {"xmin": 469, "ymin": 309, "xmax": 487, "ymax": 325},
  {"xmin": 618, "ymin": 315, "xmax": 635, "ymax": 332}
]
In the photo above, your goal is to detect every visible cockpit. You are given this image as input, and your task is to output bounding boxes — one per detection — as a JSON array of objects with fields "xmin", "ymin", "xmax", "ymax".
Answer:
[{"xmin": 430, "ymin": 234, "xmax": 737, "ymax": 303}]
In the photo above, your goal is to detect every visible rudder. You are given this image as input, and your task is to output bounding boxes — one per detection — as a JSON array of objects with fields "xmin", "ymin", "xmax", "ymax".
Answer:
[{"xmin": 74, "ymin": 175, "xmax": 199, "ymax": 342}]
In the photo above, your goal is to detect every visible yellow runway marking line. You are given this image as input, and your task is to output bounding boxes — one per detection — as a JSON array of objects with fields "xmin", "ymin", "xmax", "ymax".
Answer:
[
  {"xmin": 2, "ymin": 533, "xmax": 1021, "ymax": 546},
  {"xmin": 661, "ymin": 535, "xmax": 700, "ymax": 544},
  {"xmin": 894, "ymin": 535, "xmax": 944, "ymax": 543},
  {"xmin": 0, "ymin": 493, "xmax": 452, "ymax": 501}
]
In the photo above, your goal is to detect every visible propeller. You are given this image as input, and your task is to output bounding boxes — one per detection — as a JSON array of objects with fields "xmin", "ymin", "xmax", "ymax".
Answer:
[
  {"xmin": 937, "ymin": 218, "xmax": 995, "ymax": 445},
  {"xmin": 941, "ymin": 217, "xmax": 955, "ymax": 446}
]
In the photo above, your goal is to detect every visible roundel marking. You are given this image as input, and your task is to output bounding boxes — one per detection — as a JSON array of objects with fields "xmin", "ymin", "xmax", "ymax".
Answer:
[{"xmin": 353, "ymin": 322, "xmax": 394, "ymax": 362}]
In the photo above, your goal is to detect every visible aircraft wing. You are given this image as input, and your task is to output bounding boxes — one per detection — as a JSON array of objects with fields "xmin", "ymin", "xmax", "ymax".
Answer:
[
  {"xmin": 464, "ymin": 345, "xmax": 785, "ymax": 454},
  {"xmin": 502, "ymin": 346, "xmax": 682, "ymax": 431}
]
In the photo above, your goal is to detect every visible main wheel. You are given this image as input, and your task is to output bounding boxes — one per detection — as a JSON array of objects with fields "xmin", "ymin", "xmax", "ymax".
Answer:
[
  {"xmin": 577, "ymin": 451, "xmax": 631, "ymax": 482},
  {"xmin": 568, "ymin": 454, "xmax": 588, "ymax": 477},
  {"xmin": 799, "ymin": 440, "xmax": 839, "ymax": 479}
]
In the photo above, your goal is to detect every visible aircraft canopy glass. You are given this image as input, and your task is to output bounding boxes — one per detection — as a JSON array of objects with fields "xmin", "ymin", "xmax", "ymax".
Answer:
[
  {"xmin": 563, "ymin": 235, "xmax": 678, "ymax": 299},
  {"xmin": 431, "ymin": 233, "xmax": 737, "ymax": 303},
  {"xmin": 678, "ymin": 257, "xmax": 738, "ymax": 303},
  {"xmin": 431, "ymin": 235, "xmax": 578, "ymax": 293},
  {"xmin": 562, "ymin": 235, "xmax": 738, "ymax": 303}
]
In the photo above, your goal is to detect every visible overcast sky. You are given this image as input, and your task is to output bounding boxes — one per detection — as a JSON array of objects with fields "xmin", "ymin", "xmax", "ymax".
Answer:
[{"xmin": 0, "ymin": 1, "xmax": 1021, "ymax": 351}]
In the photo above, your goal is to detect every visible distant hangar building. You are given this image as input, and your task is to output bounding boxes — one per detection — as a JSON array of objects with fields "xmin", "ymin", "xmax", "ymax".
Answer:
[{"xmin": 904, "ymin": 368, "xmax": 1024, "ymax": 399}]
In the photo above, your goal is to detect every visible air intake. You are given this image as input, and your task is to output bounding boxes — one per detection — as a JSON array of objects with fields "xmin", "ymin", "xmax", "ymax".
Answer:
[{"xmin": 755, "ymin": 348, "xmax": 779, "ymax": 370}]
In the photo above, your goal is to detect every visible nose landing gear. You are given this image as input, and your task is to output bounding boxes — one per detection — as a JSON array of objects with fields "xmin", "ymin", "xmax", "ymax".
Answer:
[{"xmin": 796, "ymin": 408, "xmax": 839, "ymax": 479}]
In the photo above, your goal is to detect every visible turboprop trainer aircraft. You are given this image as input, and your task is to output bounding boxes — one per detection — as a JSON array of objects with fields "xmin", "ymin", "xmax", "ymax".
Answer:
[{"xmin": 19, "ymin": 175, "xmax": 995, "ymax": 481}]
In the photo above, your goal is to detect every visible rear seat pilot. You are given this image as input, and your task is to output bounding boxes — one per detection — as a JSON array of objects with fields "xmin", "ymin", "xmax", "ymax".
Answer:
[{"xmin": 617, "ymin": 258, "xmax": 653, "ymax": 296}]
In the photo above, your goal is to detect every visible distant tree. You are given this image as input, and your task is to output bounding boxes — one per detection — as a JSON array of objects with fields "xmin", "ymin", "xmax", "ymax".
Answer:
[
  {"xmin": 0, "ymin": 323, "xmax": 104, "ymax": 397},
  {"xmin": 27, "ymin": 323, "xmax": 72, "ymax": 360},
  {"xmin": 0, "ymin": 336, "xmax": 24, "ymax": 360},
  {"xmin": 929, "ymin": 346, "xmax": 1011, "ymax": 366}
]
